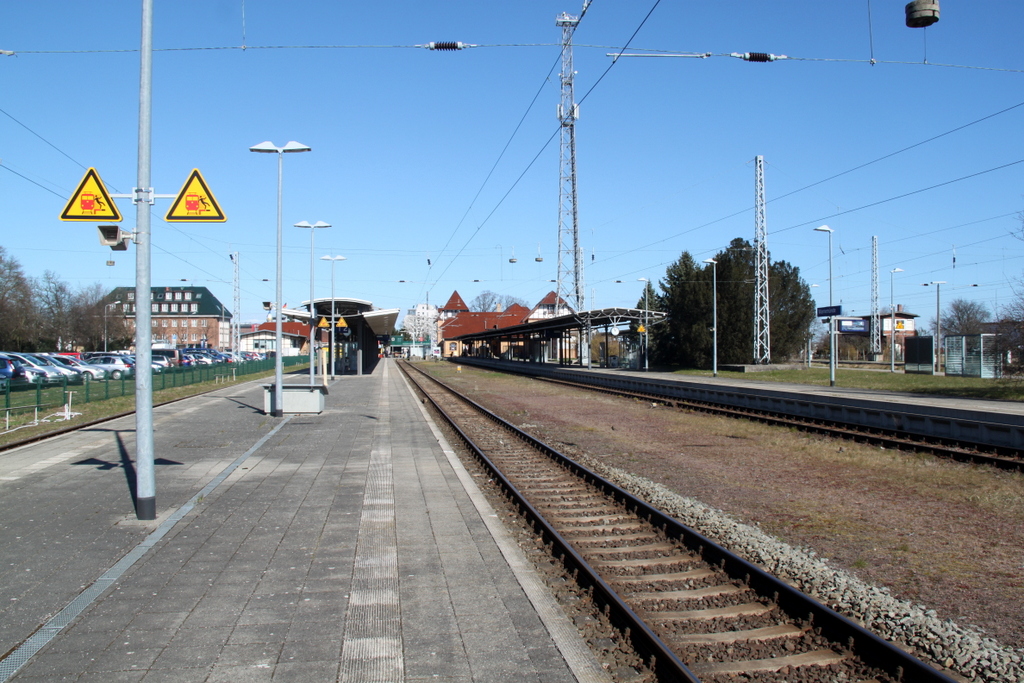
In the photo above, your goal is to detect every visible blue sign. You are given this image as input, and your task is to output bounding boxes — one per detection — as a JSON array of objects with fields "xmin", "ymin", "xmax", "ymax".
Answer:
[{"xmin": 817, "ymin": 305, "xmax": 842, "ymax": 317}]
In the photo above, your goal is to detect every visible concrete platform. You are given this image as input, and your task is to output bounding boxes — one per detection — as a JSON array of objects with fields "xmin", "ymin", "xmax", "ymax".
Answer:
[{"xmin": 0, "ymin": 360, "xmax": 609, "ymax": 682}]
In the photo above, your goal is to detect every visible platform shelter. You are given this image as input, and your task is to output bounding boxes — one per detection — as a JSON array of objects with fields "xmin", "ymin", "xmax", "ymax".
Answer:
[
  {"xmin": 282, "ymin": 298, "xmax": 399, "ymax": 375},
  {"xmin": 451, "ymin": 307, "xmax": 665, "ymax": 370}
]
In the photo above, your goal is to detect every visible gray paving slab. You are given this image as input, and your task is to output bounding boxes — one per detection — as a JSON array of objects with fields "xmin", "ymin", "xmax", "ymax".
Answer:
[{"xmin": 1, "ymin": 361, "xmax": 611, "ymax": 682}]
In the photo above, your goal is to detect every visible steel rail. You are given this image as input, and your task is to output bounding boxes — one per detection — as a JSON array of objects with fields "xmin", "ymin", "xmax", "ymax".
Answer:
[
  {"xmin": 401, "ymin": 362, "xmax": 699, "ymax": 682},
  {"xmin": 533, "ymin": 375, "xmax": 1024, "ymax": 472},
  {"xmin": 401, "ymin": 362, "xmax": 958, "ymax": 683}
]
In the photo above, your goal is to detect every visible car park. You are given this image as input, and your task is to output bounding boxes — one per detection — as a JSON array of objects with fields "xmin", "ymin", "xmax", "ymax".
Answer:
[
  {"xmin": 50, "ymin": 355, "xmax": 108, "ymax": 381},
  {"xmin": 27, "ymin": 353, "xmax": 87, "ymax": 384},
  {"xmin": 85, "ymin": 355, "xmax": 135, "ymax": 380},
  {"xmin": 4, "ymin": 353, "xmax": 64, "ymax": 384}
]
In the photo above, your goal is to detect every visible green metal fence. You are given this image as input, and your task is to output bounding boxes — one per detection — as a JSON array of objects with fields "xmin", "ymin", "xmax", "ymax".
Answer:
[{"xmin": 1, "ymin": 357, "xmax": 305, "ymax": 417}]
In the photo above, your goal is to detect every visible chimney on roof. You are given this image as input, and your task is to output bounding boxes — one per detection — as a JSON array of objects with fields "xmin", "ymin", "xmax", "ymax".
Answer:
[
  {"xmin": 495, "ymin": 302, "xmax": 503, "ymax": 312},
  {"xmin": 897, "ymin": 304, "xmax": 904, "ymax": 313}
]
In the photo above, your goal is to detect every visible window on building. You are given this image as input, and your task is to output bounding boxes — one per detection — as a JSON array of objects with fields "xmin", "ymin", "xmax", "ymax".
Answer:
[
  {"xmin": 201, "ymin": 320, "xmax": 208, "ymax": 327},
  {"xmin": 191, "ymin": 333, "xmax": 198, "ymax": 341},
  {"xmin": 127, "ymin": 292, "xmax": 135, "ymax": 301},
  {"xmin": 152, "ymin": 320, "xmax": 158, "ymax": 327},
  {"xmin": 161, "ymin": 304, "xmax": 169, "ymax": 312},
  {"xmin": 191, "ymin": 303, "xmax": 198, "ymax": 313},
  {"xmin": 161, "ymin": 320, "xmax": 168, "ymax": 327},
  {"xmin": 151, "ymin": 303, "xmax": 158, "ymax": 313},
  {"xmin": 184, "ymin": 292, "xmax": 192, "ymax": 300},
  {"xmin": 190, "ymin": 319, "xmax": 197, "ymax": 327},
  {"xmin": 171, "ymin": 303, "xmax": 179, "ymax": 312},
  {"xmin": 171, "ymin": 320, "xmax": 177, "ymax": 328}
]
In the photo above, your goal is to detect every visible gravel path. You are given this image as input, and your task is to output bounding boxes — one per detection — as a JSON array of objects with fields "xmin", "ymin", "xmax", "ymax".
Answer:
[{"xmin": 424, "ymin": 363, "xmax": 1024, "ymax": 682}]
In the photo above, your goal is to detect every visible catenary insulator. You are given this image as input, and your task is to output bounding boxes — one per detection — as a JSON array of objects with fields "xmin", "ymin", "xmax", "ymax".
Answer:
[
  {"xmin": 730, "ymin": 52, "xmax": 788, "ymax": 62},
  {"xmin": 905, "ymin": 1, "xmax": 940, "ymax": 28},
  {"xmin": 423, "ymin": 41, "xmax": 470, "ymax": 50}
]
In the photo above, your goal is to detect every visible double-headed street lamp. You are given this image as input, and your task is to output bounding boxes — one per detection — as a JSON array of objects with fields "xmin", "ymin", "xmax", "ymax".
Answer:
[
  {"xmin": 104, "ymin": 300, "xmax": 122, "ymax": 352},
  {"xmin": 814, "ymin": 225, "xmax": 836, "ymax": 387},
  {"xmin": 703, "ymin": 259, "xmax": 718, "ymax": 377},
  {"xmin": 889, "ymin": 268, "xmax": 904, "ymax": 372},
  {"xmin": 249, "ymin": 141, "xmax": 311, "ymax": 416},
  {"xmin": 295, "ymin": 221, "xmax": 330, "ymax": 386},
  {"xmin": 320, "ymin": 255, "xmax": 347, "ymax": 380}
]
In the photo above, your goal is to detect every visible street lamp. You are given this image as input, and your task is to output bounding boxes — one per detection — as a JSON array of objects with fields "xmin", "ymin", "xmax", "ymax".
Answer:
[
  {"xmin": 250, "ymin": 140, "xmax": 311, "ymax": 416},
  {"xmin": 104, "ymin": 300, "xmax": 122, "ymax": 352},
  {"xmin": 922, "ymin": 280, "xmax": 946, "ymax": 373},
  {"xmin": 814, "ymin": 225, "xmax": 836, "ymax": 387},
  {"xmin": 703, "ymin": 259, "xmax": 718, "ymax": 377},
  {"xmin": 320, "ymin": 255, "xmax": 347, "ymax": 380},
  {"xmin": 637, "ymin": 278, "xmax": 650, "ymax": 371},
  {"xmin": 295, "ymin": 221, "xmax": 330, "ymax": 386},
  {"xmin": 889, "ymin": 268, "xmax": 904, "ymax": 373}
]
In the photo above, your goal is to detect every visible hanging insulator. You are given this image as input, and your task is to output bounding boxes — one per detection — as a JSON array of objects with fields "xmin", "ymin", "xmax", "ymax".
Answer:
[
  {"xmin": 905, "ymin": 1, "xmax": 939, "ymax": 28},
  {"xmin": 423, "ymin": 41, "xmax": 470, "ymax": 51},
  {"xmin": 730, "ymin": 52, "xmax": 788, "ymax": 62}
]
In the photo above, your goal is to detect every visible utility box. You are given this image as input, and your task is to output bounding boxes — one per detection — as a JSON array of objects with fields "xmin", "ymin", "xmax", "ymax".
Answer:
[{"xmin": 262, "ymin": 384, "xmax": 328, "ymax": 414}]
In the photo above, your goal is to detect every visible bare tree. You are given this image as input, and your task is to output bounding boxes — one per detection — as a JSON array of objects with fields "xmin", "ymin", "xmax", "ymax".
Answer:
[
  {"xmin": 469, "ymin": 290, "xmax": 528, "ymax": 312},
  {"xmin": 941, "ymin": 298, "xmax": 990, "ymax": 336},
  {"xmin": 0, "ymin": 247, "xmax": 37, "ymax": 350}
]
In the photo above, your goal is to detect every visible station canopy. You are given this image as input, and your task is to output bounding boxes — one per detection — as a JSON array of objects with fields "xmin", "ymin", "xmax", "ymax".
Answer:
[
  {"xmin": 282, "ymin": 297, "xmax": 400, "ymax": 336},
  {"xmin": 451, "ymin": 307, "xmax": 665, "ymax": 342}
]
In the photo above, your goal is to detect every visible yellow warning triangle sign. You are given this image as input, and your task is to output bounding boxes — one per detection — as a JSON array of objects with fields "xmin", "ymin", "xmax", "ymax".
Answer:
[
  {"xmin": 165, "ymin": 169, "xmax": 226, "ymax": 222},
  {"xmin": 317, "ymin": 317, "xmax": 329, "ymax": 328},
  {"xmin": 335, "ymin": 317, "xmax": 348, "ymax": 328},
  {"xmin": 60, "ymin": 168, "xmax": 122, "ymax": 222}
]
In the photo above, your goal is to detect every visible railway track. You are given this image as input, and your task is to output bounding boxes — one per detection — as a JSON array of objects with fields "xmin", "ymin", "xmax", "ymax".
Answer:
[
  {"xmin": 528, "ymin": 374, "xmax": 1024, "ymax": 473},
  {"xmin": 399, "ymin": 361, "xmax": 957, "ymax": 683}
]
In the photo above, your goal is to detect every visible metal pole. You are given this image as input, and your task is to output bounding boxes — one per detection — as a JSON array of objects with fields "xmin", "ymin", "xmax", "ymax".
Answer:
[
  {"xmin": 309, "ymin": 227, "xmax": 316, "ymax": 387},
  {"xmin": 891, "ymin": 272, "xmax": 896, "ymax": 373},
  {"xmin": 134, "ymin": 0, "xmax": 156, "ymax": 520},
  {"xmin": 274, "ymin": 151, "xmax": 284, "ymax": 416},
  {"xmin": 330, "ymin": 261, "xmax": 336, "ymax": 380},
  {"xmin": 828, "ymin": 230, "xmax": 836, "ymax": 387},
  {"xmin": 712, "ymin": 263, "xmax": 718, "ymax": 377},
  {"xmin": 935, "ymin": 282, "xmax": 941, "ymax": 374},
  {"xmin": 890, "ymin": 268, "xmax": 902, "ymax": 373}
]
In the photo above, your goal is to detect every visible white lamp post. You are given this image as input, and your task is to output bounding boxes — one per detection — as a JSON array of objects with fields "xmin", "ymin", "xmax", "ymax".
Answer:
[
  {"xmin": 922, "ymin": 280, "xmax": 946, "ymax": 373},
  {"xmin": 703, "ymin": 259, "xmax": 718, "ymax": 377},
  {"xmin": 637, "ymin": 278, "xmax": 650, "ymax": 371},
  {"xmin": 295, "ymin": 221, "xmax": 330, "ymax": 386},
  {"xmin": 249, "ymin": 141, "xmax": 311, "ymax": 416},
  {"xmin": 889, "ymin": 268, "xmax": 903, "ymax": 372},
  {"xmin": 104, "ymin": 300, "xmax": 122, "ymax": 352},
  {"xmin": 814, "ymin": 225, "xmax": 836, "ymax": 387},
  {"xmin": 320, "ymin": 255, "xmax": 346, "ymax": 380}
]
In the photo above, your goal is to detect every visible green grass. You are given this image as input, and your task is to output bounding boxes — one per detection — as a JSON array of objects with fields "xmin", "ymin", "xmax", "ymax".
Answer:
[{"xmin": 670, "ymin": 366, "xmax": 1024, "ymax": 401}]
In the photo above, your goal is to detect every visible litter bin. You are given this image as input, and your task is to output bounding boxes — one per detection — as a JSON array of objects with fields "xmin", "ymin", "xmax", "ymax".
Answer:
[{"xmin": 263, "ymin": 384, "xmax": 328, "ymax": 414}]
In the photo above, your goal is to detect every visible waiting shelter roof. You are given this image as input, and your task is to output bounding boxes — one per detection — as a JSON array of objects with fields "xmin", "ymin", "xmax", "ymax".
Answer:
[{"xmin": 450, "ymin": 307, "xmax": 665, "ymax": 342}]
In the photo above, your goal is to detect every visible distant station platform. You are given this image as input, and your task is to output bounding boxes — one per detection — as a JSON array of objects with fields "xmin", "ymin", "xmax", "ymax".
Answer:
[
  {"xmin": 454, "ymin": 356, "xmax": 1024, "ymax": 452},
  {"xmin": 0, "ymin": 360, "xmax": 608, "ymax": 682}
]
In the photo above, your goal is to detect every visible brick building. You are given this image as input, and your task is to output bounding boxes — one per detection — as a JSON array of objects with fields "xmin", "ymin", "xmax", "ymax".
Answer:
[{"xmin": 107, "ymin": 286, "xmax": 232, "ymax": 350}]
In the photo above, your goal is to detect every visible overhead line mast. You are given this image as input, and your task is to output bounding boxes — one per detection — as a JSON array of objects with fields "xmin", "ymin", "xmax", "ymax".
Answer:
[
  {"xmin": 556, "ymin": 5, "xmax": 589, "ymax": 314},
  {"xmin": 753, "ymin": 155, "xmax": 770, "ymax": 364}
]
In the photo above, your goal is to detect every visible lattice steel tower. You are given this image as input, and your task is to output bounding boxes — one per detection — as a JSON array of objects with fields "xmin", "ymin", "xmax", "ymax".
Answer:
[
  {"xmin": 753, "ymin": 155, "xmax": 771, "ymax": 364},
  {"xmin": 556, "ymin": 6, "xmax": 587, "ymax": 313},
  {"xmin": 871, "ymin": 236, "xmax": 881, "ymax": 357}
]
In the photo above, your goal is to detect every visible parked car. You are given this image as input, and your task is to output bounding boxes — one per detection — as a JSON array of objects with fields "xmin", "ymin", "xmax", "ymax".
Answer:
[
  {"xmin": 0, "ymin": 353, "xmax": 17, "ymax": 383},
  {"xmin": 50, "ymin": 355, "xmax": 108, "ymax": 381},
  {"xmin": 28, "ymin": 353, "xmax": 88, "ymax": 384},
  {"xmin": 85, "ymin": 355, "xmax": 136, "ymax": 380},
  {"xmin": 4, "ymin": 352, "xmax": 64, "ymax": 384}
]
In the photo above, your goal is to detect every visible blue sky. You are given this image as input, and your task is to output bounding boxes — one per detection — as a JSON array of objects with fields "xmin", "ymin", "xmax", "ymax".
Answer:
[{"xmin": 2, "ymin": 1, "xmax": 1022, "ymax": 329}]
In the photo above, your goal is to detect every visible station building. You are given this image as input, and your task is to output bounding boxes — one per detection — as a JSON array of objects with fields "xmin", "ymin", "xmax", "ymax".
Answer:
[{"xmin": 106, "ymin": 286, "xmax": 232, "ymax": 350}]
